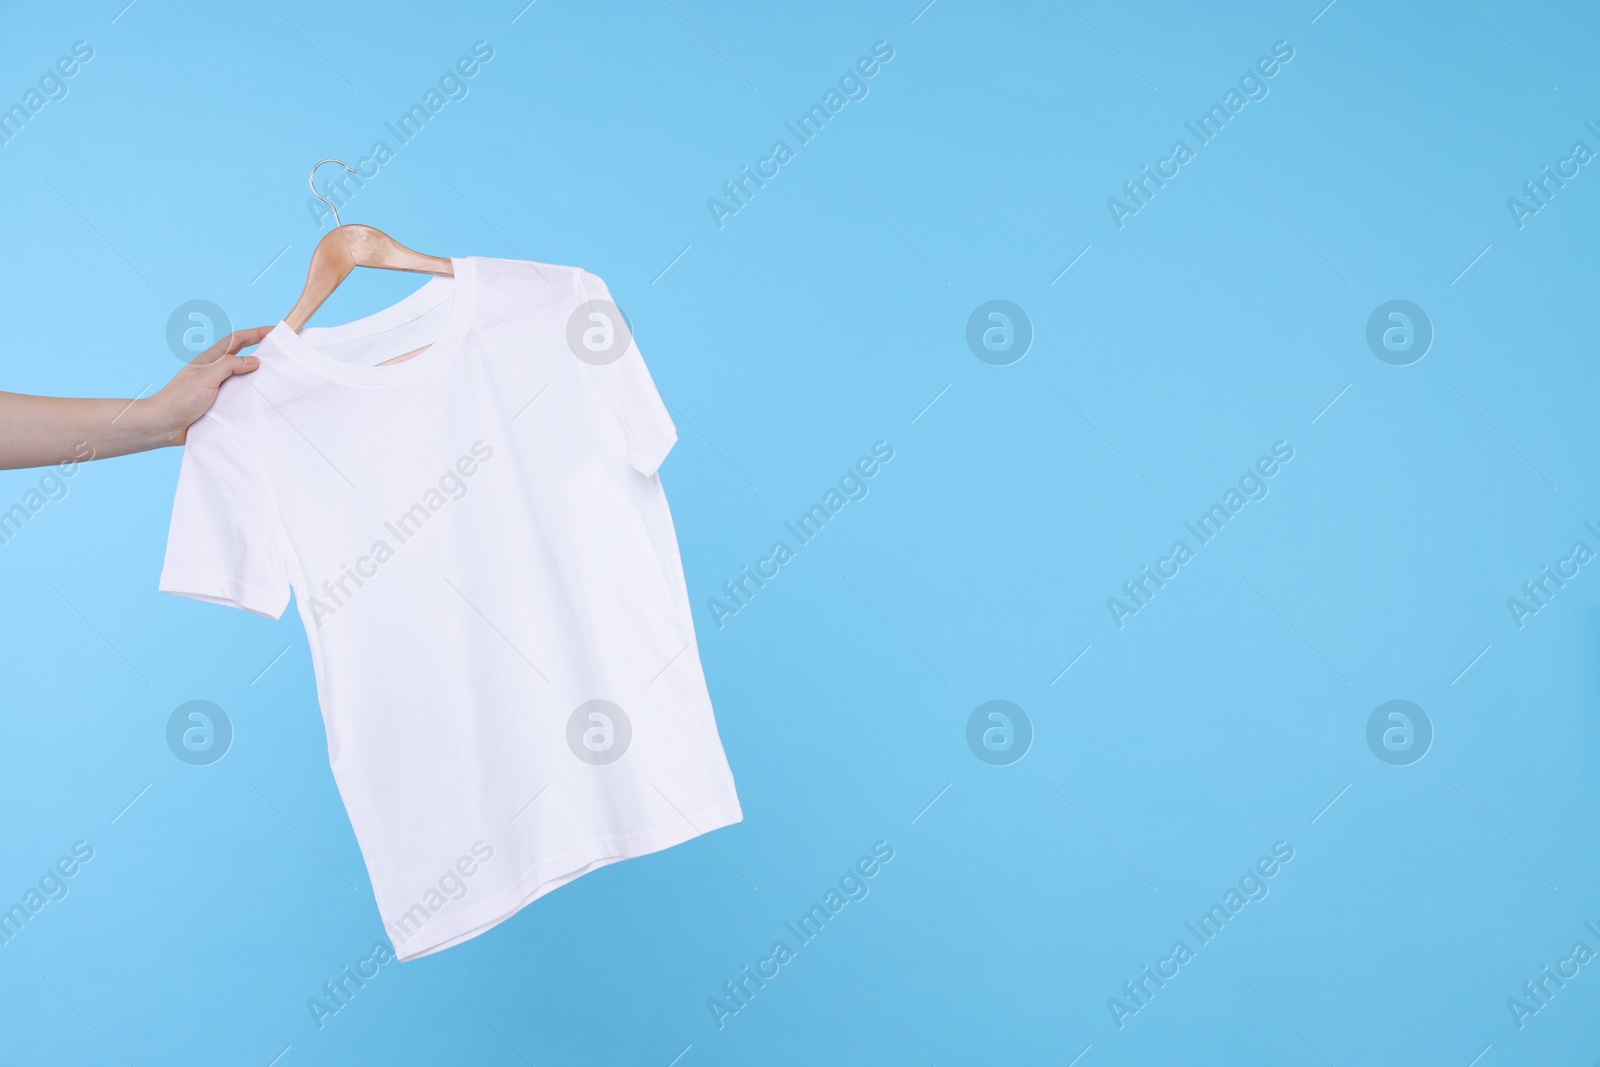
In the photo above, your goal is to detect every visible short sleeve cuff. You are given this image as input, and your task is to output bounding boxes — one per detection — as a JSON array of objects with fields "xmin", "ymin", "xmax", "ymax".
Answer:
[
  {"xmin": 631, "ymin": 429, "xmax": 678, "ymax": 478},
  {"xmin": 159, "ymin": 570, "xmax": 289, "ymax": 620}
]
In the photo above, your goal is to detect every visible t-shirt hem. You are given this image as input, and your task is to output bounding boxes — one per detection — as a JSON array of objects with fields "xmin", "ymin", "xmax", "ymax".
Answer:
[
  {"xmin": 388, "ymin": 797, "xmax": 744, "ymax": 962},
  {"xmin": 159, "ymin": 570, "xmax": 287, "ymax": 620}
]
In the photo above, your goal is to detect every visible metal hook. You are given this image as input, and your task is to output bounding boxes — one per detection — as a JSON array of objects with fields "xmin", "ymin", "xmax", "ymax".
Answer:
[{"xmin": 309, "ymin": 158, "xmax": 358, "ymax": 228}]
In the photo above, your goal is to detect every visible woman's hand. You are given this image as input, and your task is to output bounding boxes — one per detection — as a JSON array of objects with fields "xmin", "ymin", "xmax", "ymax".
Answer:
[
  {"xmin": 147, "ymin": 326, "xmax": 272, "ymax": 445},
  {"xmin": 0, "ymin": 326, "xmax": 273, "ymax": 470}
]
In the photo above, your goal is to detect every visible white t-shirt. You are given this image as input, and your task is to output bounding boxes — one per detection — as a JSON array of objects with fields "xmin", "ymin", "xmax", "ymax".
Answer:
[{"xmin": 161, "ymin": 256, "xmax": 742, "ymax": 961}]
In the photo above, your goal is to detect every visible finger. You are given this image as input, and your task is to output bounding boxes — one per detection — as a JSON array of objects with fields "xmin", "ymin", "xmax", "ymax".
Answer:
[
  {"xmin": 203, "ymin": 351, "xmax": 259, "ymax": 382},
  {"xmin": 217, "ymin": 326, "xmax": 274, "ymax": 356},
  {"xmin": 196, "ymin": 350, "xmax": 260, "ymax": 385},
  {"xmin": 190, "ymin": 326, "xmax": 273, "ymax": 368}
]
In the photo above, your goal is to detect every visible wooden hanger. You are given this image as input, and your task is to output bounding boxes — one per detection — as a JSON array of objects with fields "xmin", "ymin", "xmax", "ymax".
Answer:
[{"xmin": 284, "ymin": 159, "xmax": 454, "ymax": 332}]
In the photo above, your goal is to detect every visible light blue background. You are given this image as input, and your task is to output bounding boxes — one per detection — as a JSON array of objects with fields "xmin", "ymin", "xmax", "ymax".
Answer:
[{"xmin": 2, "ymin": 0, "xmax": 1597, "ymax": 1063}]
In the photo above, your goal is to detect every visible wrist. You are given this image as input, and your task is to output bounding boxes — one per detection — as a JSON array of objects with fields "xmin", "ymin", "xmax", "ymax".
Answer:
[{"xmin": 123, "ymin": 394, "xmax": 185, "ymax": 449}]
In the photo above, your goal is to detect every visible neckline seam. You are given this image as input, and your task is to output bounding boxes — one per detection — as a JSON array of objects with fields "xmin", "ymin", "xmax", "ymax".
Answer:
[{"xmin": 271, "ymin": 257, "xmax": 476, "ymax": 386}]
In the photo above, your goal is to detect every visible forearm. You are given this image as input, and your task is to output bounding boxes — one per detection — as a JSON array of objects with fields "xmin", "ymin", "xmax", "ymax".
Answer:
[{"xmin": 0, "ymin": 391, "xmax": 177, "ymax": 470}]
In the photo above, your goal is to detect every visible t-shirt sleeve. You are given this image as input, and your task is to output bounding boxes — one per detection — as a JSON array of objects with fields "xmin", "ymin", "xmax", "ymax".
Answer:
[
  {"xmin": 159, "ymin": 413, "xmax": 291, "ymax": 620},
  {"xmin": 575, "ymin": 270, "xmax": 678, "ymax": 477}
]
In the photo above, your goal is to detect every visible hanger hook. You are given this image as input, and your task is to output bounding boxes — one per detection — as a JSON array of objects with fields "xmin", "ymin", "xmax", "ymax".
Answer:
[{"xmin": 309, "ymin": 158, "xmax": 357, "ymax": 228}]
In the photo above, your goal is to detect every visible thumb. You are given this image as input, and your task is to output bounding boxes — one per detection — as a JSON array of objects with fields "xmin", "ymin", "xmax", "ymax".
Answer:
[
  {"xmin": 226, "ymin": 353, "xmax": 261, "ymax": 377},
  {"xmin": 196, "ymin": 350, "xmax": 259, "ymax": 386},
  {"xmin": 195, "ymin": 326, "xmax": 271, "ymax": 381}
]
